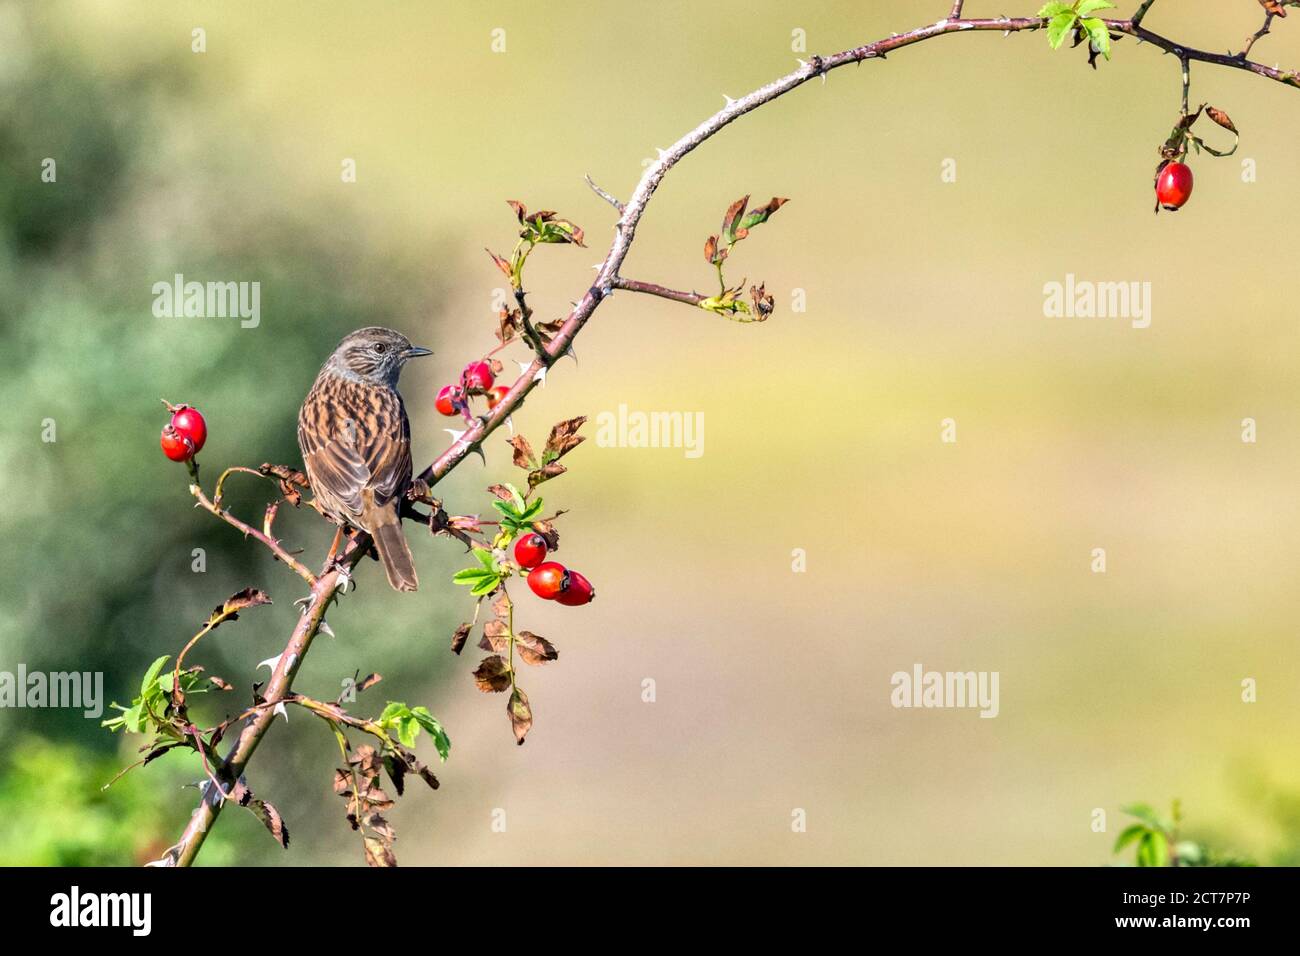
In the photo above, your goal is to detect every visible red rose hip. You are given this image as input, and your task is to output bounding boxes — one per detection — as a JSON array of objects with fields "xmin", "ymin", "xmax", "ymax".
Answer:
[
  {"xmin": 527, "ymin": 561, "xmax": 567, "ymax": 600},
  {"xmin": 169, "ymin": 406, "xmax": 207, "ymax": 454},
  {"xmin": 435, "ymin": 384, "xmax": 464, "ymax": 416},
  {"xmin": 513, "ymin": 533, "xmax": 548, "ymax": 569},
  {"xmin": 1156, "ymin": 161, "xmax": 1193, "ymax": 211},
  {"xmin": 486, "ymin": 385, "xmax": 510, "ymax": 409},
  {"xmin": 463, "ymin": 361, "xmax": 494, "ymax": 390},
  {"xmin": 160, "ymin": 424, "xmax": 194, "ymax": 462},
  {"xmin": 555, "ymin": 569, "xmax": 595, "ymax": 606}
]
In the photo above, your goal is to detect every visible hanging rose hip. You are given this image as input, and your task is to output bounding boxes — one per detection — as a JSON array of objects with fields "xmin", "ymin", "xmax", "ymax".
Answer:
[
  {"xmin": 555, "ymin": 569, "xmax": 595, "ymax": 606},
  {"xmin": 435, "ymin": 384, "xmax": 464, "ymax": 416},
  {"xmin": 160, "ymin": 424, "xmax": 195, "ymax": 462},
  {"xmin": 169, "ymin": 405, "xmax": 207, "ymax": 454},
  {"xmin": 486, "ymin": 385, "xmax": 510, "ymax": 409},
  {"xmin": 1156, "ymin": 161, "xmax": 1193, "ymax": 211},
  {"xmin": 527, "ymin": 561, "xmax": 567, "ymax": 600},
  {"xmin": 513, "ymin": 533, "xmax": 548, "ymax": 569},
  {"xmin": 463, "ymin": 361, "xmax": 494, "ymax": 391}
]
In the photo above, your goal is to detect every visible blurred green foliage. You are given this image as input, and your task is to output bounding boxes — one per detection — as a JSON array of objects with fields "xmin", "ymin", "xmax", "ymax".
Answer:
[
  {"xmin": 0, "ymin": 734, "xmax": 235, "ymax": 865},
  {"xmin": 0, "ymin": 8, "xmax": 457, "ymax": 865}
]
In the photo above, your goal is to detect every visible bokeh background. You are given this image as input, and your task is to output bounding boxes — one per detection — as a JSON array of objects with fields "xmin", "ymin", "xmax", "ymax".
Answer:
[{"xmin": 2, "ymin": 0, "xmax": 1298, "ymax": 866}]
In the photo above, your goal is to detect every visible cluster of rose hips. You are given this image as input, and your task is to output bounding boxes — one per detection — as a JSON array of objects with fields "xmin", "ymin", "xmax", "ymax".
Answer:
[
  {"xmin": 1155, "ymin": 160, "xmax": 1193, "ymax": 211},
  {"xmin": 436, "ymin": 360, "xmax": 509, "ymax": 417},
  {"xmin": 159, "ymin": 401, "xmax": 208, "ymax": 462},
  {"xmin": 514, "ymin": 533, "xmax": 594, "ymax": 606}
]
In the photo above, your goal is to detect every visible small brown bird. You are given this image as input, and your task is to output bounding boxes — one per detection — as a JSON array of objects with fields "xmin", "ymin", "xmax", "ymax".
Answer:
[{"xmin": 298, "ymin": 327, "xmax": 432, "ymax": 591}]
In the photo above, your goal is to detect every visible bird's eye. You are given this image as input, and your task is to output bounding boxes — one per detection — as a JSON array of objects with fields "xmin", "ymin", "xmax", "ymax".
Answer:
[{"xmin": 373, "ymin": 343, "xmax": 387, "ymax": 354}]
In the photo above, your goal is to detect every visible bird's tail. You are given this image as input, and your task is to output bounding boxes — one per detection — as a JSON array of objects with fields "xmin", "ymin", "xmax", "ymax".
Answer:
[{"xmin": 370, "ymin": 511, "xmax": 418, "ymax": 592}]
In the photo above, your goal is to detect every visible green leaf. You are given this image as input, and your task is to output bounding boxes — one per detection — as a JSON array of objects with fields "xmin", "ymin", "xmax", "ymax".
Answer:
[
  {"xmin": 396, "ymin": 715, "xmax": 419, "ymax": 748},
  {"xmin": 379, "ymin": 701, "xmax": 408, "ymax": 724},
  {"xmin": 1037, "ymin": 1, "xmax": 1073, "ymax": 17},
  {"xmin": 1121, "ymin": 803, "xmax": 1165, "ymax": 830},
  {"xmin": 1081, "ymin": 18, "xmax": 1110, "ymax": 59},
  {"xmin": 1113, "ymin": 823, "xmax": 1146, "ymax": 853},
  {"xmin": 452, "ymin": 567, "xmax": 495, "ymax": 585},
  {"xmin": 491, "ymin": 499, "xmax": 521, "ymax": 521},
  {"xmin": 504, "ymin": 483, "xmax": 525, "ymax": 511},
  {"xmin": 469, "ymin": 574, "xmax": 502, "ymax": 596},
  {"xmin": 473, "ymin": 547, "xmax": 496, "ymax": 571},
  {"xmin": 1075, "ymin": 0, "xmax": 1115, "ymax": 15},
  {"xmin": 1046, "ymin": 11, "xmax": 1076, "ymax": 49},
  {"xmin": 411, "ymin": 706, "xmax": 452, "ymax": 761},
  {"xmin": 139, "ymin": 655, "xmax": 169, "ymax": 697},
  {"xmin": 1137, "ymin": 830, "xmax": 1168, "ymax": 867}
]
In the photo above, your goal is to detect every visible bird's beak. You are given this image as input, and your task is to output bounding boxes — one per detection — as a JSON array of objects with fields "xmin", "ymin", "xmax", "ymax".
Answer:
[{"xmin": 403, "ymin": 346, "xmax": 433, "ymax": 359}]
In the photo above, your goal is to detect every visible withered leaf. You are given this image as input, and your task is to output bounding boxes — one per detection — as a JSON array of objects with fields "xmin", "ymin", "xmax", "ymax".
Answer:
[
  {"xmin": 528, "ymin": 462, "xmax": 567, "ymax": 487},
  {"xmin": 258, "ymin": 462, "xmax": 308, "ymax": 505},
  {"xmin": 451, "ymin": 622, "xmax": 472, "ymax": 655},
  {"xmin": 356, "ymin": 672, "xmax": 383, "ymax": 693},
  {"xmin": 333, "ymin": 768, "xmax": 353, "ymax": 795},
  {"xmin": 507, "ymin": 199, "xmax": 528, "ymax": 222},
  {"xmin": 544, "ymin": 416, "xmax": 587, "ymax": 461},
  {"xmin": 515, "ymin": 630, "xmax": 558, "ymax": 666},
  {"xmin": 360, "ymin": 777, "xmax": 395, "ymax": 812},
  {"xmin": 367, "ymin": 814, "xmax": 397, "ymax": 843},
  {"xmin": 232, "ymin": 781, "xmax": 290, "ymax": 849},
  {"xmin": 534, "ymin": 318, "xmax": 565, "ymax": 344},
  {"xmin": 530, "ymin": 518, "xmax": 560, "ymax": 551},
  {"xmin": 748, "ymin": 283, "xmax": 775, "ymax": 321},
  {"xmin": 509, "ymin": 435, "xmax": 538, "ymax": 469},
  {"xmin": 740, "ymin": 196, "xmax": 789, "ymax": 231},
  {"xmin": 491, "ymin": 591, "xmax": 511, "ymax": 620},
  {"xmin": 508, "ymin": 686, "xmax": 533, "ymax": 745},
  {"xmin": 364, "ymin": 835, "xmax": 397, "ymax": 868},
  {"xmin": 496, "ymin": 307, "xmax": 523, "ymax": 345},
  {"xmin": 1205, "ymin": 106, "xmax": 1238, "ymax": 134},
  {"xmin": 415, "ymin": 763, "xmax": 440, "ymax": 790},
  {"xmin": 486, "ymin": 483, "xmax": 516, "ymax": 502},
  {"xmin": 721, "ymin": 195, "xmax": 749, "ymax": 242},
  {"xmin": 211, "ymin": 587, "xmax": 272, "ymax": 626},
  {"xmin": 480, "ymin": 619, "xmax": 510, "ymax": 653},
  {"xmin": 486, "ymin": 248, "xmax": 513, "ymax": 278},
  {"xmin": 383, "ymin": 752, "xmax": 406, "ymax": 796},
  {"xmin": 474, "ymin": 654, "xmax": 512, "ymax": 693},
  {"xmin": 208, "ymin": 676, "xmax": 233, "ymax": 691},
  {"xmin": 704, "ymin": 234, "xmax": 722, "ymax": 265},
  {"xmin": 348, "ymin": 745, "xmax": 383, "ymax": 777},
  {"xmin": 1261, "ymin": 0, "xmax": 1288, "ymax": 17}
]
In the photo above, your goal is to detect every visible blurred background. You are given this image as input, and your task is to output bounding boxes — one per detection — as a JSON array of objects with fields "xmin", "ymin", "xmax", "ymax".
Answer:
[{"xmin": 1, "ymin": 0, "xmax": 1298, "ymax": 866}]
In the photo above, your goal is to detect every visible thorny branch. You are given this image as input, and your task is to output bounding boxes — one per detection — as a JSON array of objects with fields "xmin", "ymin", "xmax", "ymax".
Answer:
[{"xmin": 162, "ymin": 2, "xmax": 1300, "ymax": 866}]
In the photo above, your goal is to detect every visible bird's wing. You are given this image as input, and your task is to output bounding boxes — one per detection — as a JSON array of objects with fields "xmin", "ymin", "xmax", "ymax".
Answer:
[{"xmin": 297, "ymin": 376, "xmax": 411, "ymax": 520}]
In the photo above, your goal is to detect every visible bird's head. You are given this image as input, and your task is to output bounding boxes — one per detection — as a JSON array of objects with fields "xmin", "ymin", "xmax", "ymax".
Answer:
[{"xmin": 327, "ymin": 327, "xmax": 432, "ymax": 386}]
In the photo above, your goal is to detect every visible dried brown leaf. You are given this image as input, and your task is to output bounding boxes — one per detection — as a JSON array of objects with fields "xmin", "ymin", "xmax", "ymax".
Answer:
[
  {"xmin": 515, "ymin": 630, "xmax": 558, "ymax": 666},
  {"xmin": 508, "ymin": 686, "xmax": 533, "ymax": 745},
  {"xmin": 721, "ymin": 195, "xmax": 749, "ymax": 241},
  {"xmin": 474, "ymin": 654, "xmax": 512, "ymax": 693},
  {"xmin": 486, "ymin": 248, "xmax": 513, "ymax": 278},
  {"xmin": 479, "ymin": 619, "xmax": 510, "ymax": 654},
  {"xmin": 1205, "ymin": 105, "xmax": 1238, "ymax": 134},
  {"xmin": 486, "ymin": 483, "xmax": 516, "ymax": 502},
  {"xmin": 451, "ymin": 622, "xmax": 472, "ymax": 655},
  {"xmin": 509, "ymin": 435, "xmax": 538, "ymax": 469},
  {"xmin": 364, "ymin": 835, "xmax": 397, "ymax": 868}
]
